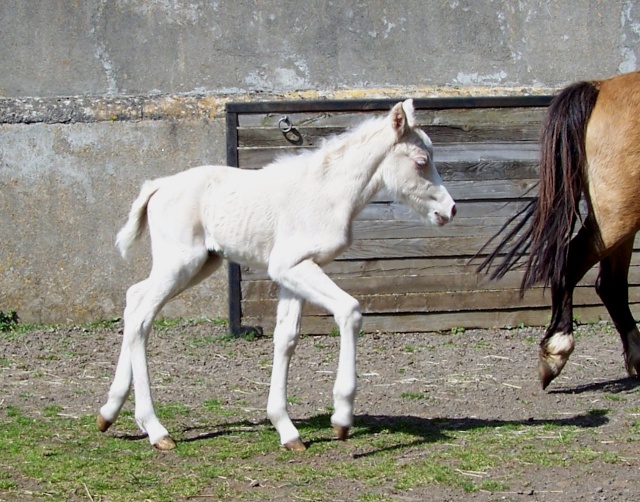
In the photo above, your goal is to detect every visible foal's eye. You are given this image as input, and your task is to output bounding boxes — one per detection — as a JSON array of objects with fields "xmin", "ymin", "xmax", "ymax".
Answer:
[{"xmin": 415, "ymin": 158, "xmax": 429, "ymax": 169}]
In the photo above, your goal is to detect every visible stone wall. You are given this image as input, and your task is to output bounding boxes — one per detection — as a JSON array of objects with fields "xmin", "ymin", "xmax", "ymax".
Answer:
[{"xmin": 1, "ymin": 1, "xmax": 638, "ymax": 324}]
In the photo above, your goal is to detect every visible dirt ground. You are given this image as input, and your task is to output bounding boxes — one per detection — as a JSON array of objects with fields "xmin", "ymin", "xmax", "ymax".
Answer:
[{"xmin": 2, "ymin": 319, "xmax": 640, "ymax": 501}]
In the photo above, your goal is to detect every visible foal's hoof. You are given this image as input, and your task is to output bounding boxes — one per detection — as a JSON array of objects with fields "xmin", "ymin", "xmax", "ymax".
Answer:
[
  {"xmin": 283, "ymin": 438, "xmax": 306, "ymax": 452},
  {"xmin": 96, "ymin": 414, "xmax": 112, "ymax": 433},
  {"xmin": 332, "ymin": 424, "xmax": 350, "ymax": 441},
  {"xmin": 154, "ymin": 436, "xmax": 177, "ymax": 450}
]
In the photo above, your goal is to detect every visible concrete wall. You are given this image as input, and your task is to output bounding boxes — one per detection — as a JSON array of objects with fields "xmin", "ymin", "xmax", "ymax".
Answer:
[{"xmin": 1, "ymin": 0, "xmax": 638, "ymax": 324}]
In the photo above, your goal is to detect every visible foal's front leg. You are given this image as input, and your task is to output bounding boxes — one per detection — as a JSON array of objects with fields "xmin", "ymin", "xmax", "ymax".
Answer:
[
  {"xmin": 267, "ymin": 288, "xmax": 305, "ymax": 450},
  {"xmin": 270, "ymin": 259, "xmax": 361, "ymax": 444}
]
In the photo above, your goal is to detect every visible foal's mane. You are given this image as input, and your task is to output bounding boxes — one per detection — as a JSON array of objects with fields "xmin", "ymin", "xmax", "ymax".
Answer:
[{"xmin": 264, "ymin": 114, "xmax": 389, "ymax": 171}]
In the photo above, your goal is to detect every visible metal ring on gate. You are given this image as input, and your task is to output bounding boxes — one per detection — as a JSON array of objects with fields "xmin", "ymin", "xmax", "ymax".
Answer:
[
  {"xmin": 277, "ymin": 115, "xmax": 303, "ymax": 145},
  {"xmin": 278, "ymin": 115, "xmax": 293, "ymax": 134}
]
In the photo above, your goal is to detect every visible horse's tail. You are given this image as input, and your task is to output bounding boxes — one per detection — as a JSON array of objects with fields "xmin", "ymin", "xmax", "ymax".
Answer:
[
  {"xmin": 476, "ymin": 80, "xmax": 600, "ymax": 294},
  {"xmin": 116, "ymin": 178, "xmax": 164, "ymax": 259}
]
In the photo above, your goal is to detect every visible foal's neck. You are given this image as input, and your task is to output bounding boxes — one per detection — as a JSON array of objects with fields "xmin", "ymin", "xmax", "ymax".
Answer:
[{"xmin": 322, "ymin": 118, "xmax": 395, "ymax": 211}]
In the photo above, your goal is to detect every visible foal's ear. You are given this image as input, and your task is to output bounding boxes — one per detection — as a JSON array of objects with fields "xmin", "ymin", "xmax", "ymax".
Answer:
[{"xmin": 390, "ymin": 99, "xmax": 415, "ymax": 136}]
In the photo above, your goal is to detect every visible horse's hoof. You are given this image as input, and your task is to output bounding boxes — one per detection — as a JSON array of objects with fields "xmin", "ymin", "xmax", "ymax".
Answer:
[
  {"xmin": 154, "ymin": 436, "xmax": 177, "ymax": 450},
  {"xmin": 538, "ymin": 338, "xmax": 572, "ymax": 390},
  {"xmin": 539, "ymin": 360, "xmax": 555, "ymax": 390},
  {"xmin": 624, "ymin": 337, "xmax": 640, "ymax": 377},
  {"xmin": 332, "ymin": 424, "xmax": 350, "ymax": 441},
  {"xmin": 538, "ymin": 356, "xmax": 562, "ymax": 390},
  {"xmin": 283, "ymin": 438, "xmax": 306, "ymax": 452},
  {"xmin": 97, "ymin": 414, "xmax": 112, "ymax": 433},
  {"xmin": 624, "ymin": 356, "xmax": 640, "ymax": 377}
]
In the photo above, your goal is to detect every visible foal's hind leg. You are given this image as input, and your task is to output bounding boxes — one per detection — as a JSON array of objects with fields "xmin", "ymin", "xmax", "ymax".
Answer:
[
  {"xmin": 98, "ymin": 250, "xmax": 220, "ymax": 448},
  {"xmin": 595, "ymin": 237, "xmax": 640, "ymax": 377},
  {"xmin": 539, "ymin": 224, "xmax": 602, "ymax": 389}
]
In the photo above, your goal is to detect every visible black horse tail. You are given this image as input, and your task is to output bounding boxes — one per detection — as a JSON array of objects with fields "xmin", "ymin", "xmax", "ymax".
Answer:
[{"xmin": 476, "ymin": 80, "xmax": 600, "ymax": 295}]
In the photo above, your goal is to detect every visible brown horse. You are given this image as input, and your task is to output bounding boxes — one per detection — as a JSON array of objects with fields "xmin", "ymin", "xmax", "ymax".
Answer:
[{"xmin": 478, "ymin": 71, "xmax": 640, "ymax": 389}]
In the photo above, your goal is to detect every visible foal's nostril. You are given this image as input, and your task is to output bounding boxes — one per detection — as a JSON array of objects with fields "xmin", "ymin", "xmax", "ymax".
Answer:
[{"xmin": 451, "ymin": 204, "xmax": 457, "ymax": 219}]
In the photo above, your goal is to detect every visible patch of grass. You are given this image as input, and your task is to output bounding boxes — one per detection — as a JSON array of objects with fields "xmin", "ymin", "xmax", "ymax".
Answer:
[
  {"xmin": 154, "ymin": 316, "xmax": 226, "ymax": 330},
  {"xmin": 43, "ymin": 405, "xmax": 64, "ymax": 418},
  {"xmin": 326, "ymin": 327, "xmax": 365, "ymax": 337},
  {"xmin": 218, "ymin": 326, "xmax": 261, "ymax": 342},
  {"xmin": 4, "ymin": 320, "xmax": 636, "ymax": 500},
  {"xmin": 287, "ymin": 396, "xmax": 301, "ymax": 405},
  {"xmin": 202, "ymin": 399, "xmax": 237, "ymax": 418},
  {"xmin": 0, "ymin": 310, "xmax": 44, "ymax": 337},
  {"xmin": 84, "ymin": 317, "xmax": 122, "ymax": 330},
  {"xmin": 0, "ymin": 396, "xmax": 627, "ymax": 501},
  {"xmin": 0, "ymin": 310, "xmax": 19, "ymax": 332},
  {"xmin": 400, "ymin": 392, "xmax": 429, "ymax": 400}
]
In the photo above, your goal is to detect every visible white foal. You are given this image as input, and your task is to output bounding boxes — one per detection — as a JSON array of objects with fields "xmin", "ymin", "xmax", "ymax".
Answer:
[{"xmin": 98, "ymin": 99, "xmax": 456, "ymax": 451}]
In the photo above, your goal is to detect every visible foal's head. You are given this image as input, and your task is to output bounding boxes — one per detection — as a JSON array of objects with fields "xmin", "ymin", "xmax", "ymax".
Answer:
[{"xmin": 381, "ymin": 100, "xmax": 456, "ymax": 227}]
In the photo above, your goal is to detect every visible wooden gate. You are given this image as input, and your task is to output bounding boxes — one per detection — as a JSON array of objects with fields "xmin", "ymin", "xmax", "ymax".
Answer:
[{"xmin": 225, "ymin": 97, "xmax": 639, "ymax": 335}]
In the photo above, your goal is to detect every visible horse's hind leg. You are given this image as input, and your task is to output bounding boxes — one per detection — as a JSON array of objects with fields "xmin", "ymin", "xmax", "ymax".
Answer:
[
  {"xmin": 539, "ymin": 223, "xmax": 602, "ymax": 389},
  {"xmin": 595, "ymin": 237, "xmax": 640, "ymax": 377}
]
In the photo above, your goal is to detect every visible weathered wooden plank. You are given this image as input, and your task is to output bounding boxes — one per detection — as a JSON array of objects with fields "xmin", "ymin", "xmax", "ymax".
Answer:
[
  {"xmin": 356, "ymin": 199, "xmax": 533, "ymax": 221},
  {"xmin": 241, "ymin": 264, "xmax": 607, "ymax": 300},
  {"xmin": 241, "ymin": 260, "xmax": 640, "ymax": 304},
  {"xmin": 369, "ymin": 179, "xmax": 538, "ymax": 203},
  {"xmin": 236, "ymin": 141, "xmax": 540, "ymax": 171},
  {"xmin": 241, "ymin": 285, "xmax": 640, "ymax": 318},
  {"xmin": 237, "ymin": 107, "xmax": 547, "ymax": 129},
  {"xmin": 241, "ymin": 268, "xmax": 511, "ymax": 300},
  {"xmin": 338, "ymin": 235, "xmax": 516, "ymax": 260},
  {"xmin": 237, "ymin": 121, "xmax": 541, "ymax": 149},
  {"xmin": 240, "ymin": 256, "xmax": 477, "ymax": 281},
  {"xmin": 234, "ymin": 155, "xmax": 540, "ymax": 184},
  {"xmin": 435, "ymin": 159, "xmax": 539, "ymax": 181},
  {"xmin": 243, "ymin": 303, "xmax": 639, "ymax": 335},
  {"xmin": 350, "ymin": 216, "xmax": 524, "ymax": 240}
]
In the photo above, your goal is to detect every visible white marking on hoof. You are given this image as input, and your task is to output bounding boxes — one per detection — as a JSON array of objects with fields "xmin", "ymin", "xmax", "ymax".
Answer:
[
  {"xmin": 539, "ymin": 332, "xmax": 574, "ymax": 389},
  {"xmin": 544, "ymin": 332, "xmax": 575, "ymax": 357}
]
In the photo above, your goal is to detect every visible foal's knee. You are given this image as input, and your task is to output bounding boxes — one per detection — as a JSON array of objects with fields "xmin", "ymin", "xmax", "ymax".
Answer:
[
  {"xmin": 334, "ymin": 298, "xmax": 362, "ymax": 334},
  {"xmin": 273, "ymin": 331, "xmax": 299, "ymax": 358}
]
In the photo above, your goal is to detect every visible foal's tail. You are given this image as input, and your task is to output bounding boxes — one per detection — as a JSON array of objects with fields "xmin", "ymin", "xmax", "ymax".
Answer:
[
  {"xmin": 476, "ymin": 80, "xmax": 601, "ymax": 294},
  {"xmin": 116, "ymin": 179, "xmax": 164, "ymax": 259}
]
